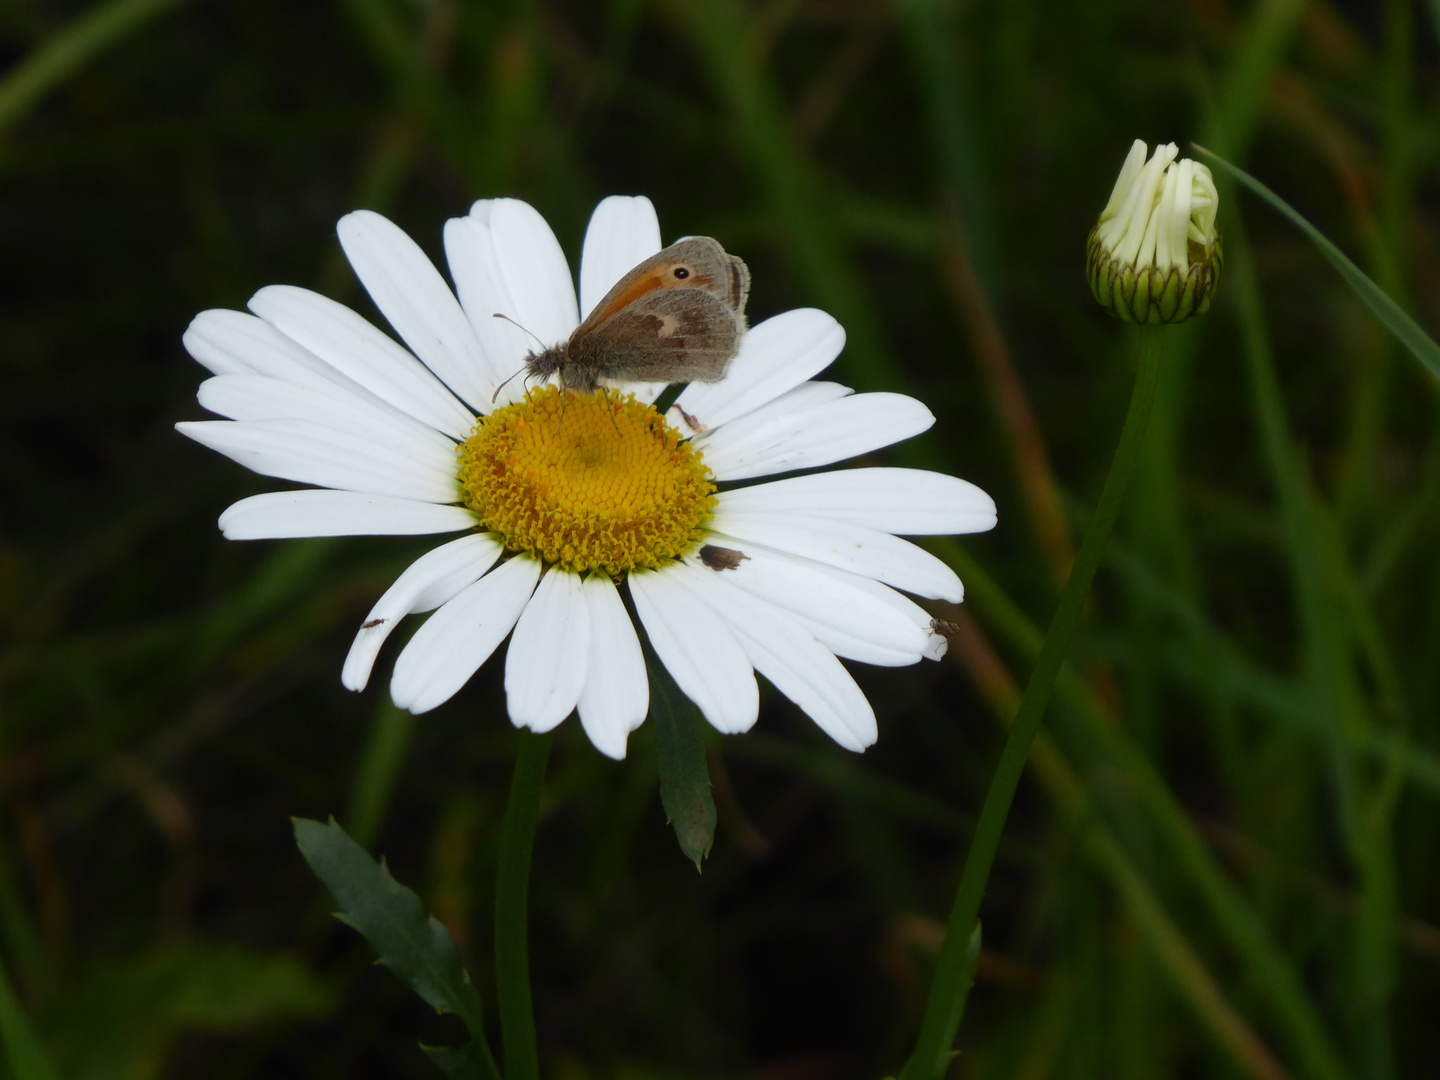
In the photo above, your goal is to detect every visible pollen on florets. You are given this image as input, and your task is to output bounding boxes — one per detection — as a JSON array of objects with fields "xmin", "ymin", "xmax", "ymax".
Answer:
[{"xmin": 457, "ymin": 386, "xmax": 716, "ymax": 577}]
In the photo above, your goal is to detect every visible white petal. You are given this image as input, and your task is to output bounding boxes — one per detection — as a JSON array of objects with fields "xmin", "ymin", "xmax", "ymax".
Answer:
[
  {"xmin": 338, "ymin": 210, "xmax": 495, "ymax": 412},
  {"xmin": 184, "ymin": 310, "xmax": 282, "ymax": 377},
  {"xmin": 688, "ymin": 381, "xmax": 848, "ymax": 447},
  {"xmin": 1100, "ymin": 139, "xmax": 1149, "ymax": 221},
  {"xmin": 688, "ymin": 380, "xmax": 851, "ymax": 450},
  {"xmin": 218, "ymin": 491, "xmax": 477, "ymax": 539},
  {"xmin": 822, "ymin": 566, "xmax": 952, "ymax": 660},
  {"xmin": 505, "ymin": 566, "xmax": 590, "ymax": 734},
  {"xmin": 628, "ymin": 567, "xmax": 758, "ymax": 734},
  {"xmin": 476, "ymin": 198, "xmax": 579, "ymax": 352},
  {"xmin": 668, "ymin": 309, "xmax": 845, "ymax": 435},
  {"xmin": 698, "ymin": 392, "xmax": 935, "ymax": 481},
  {"xmin": 342, "ymin": 534, "xmax": 504, "ymax": 691},
  {"xmin": 443, "ymin": 215, "xmax": 538, "ymax": 404},
  {"xmin": 185, "ymin": 309, "xmax": 351, "ymax": 389},
  {"xmin": 715, "ymin": 539, "xmax": 954, "ymax": 663},
  {"xmin": 249, "ymin": 285, "xmax": 476, "ymax": 439},
  {"xmin": 708, "ymin": 512, "xmax": 963, "ymax": 601},
  {"xmin": 1155, "ymin": 159, "xmax": 1186, "ymax": 273},
  {"xmin": 576, "ymin": 574, "xmax": 649, "ymax": 759},
  {"xmin": 716, "ymin": 467, "xmax": 997, "ymax": 535},
  {"xmin": 579, "ymin": 196, "xmax": 662, "ymax": 319},
  {"xmin": 184, "ymin": 310, "xmax": 448, "ymax": 432},
  {"xmin": 687, "ymin": 540, "xmax": 928, "ymax": 665},
  {"xmin": 196, "ymin": 376, "xmax": 456, "ymax": 471},
  {"xmin": 674, "ymin": 564, "xmax": 876, "ymax": 751},
  {"xmin": 390, "ymin": 555, "xmax": 542, "ymax": 714},
  {"xmin": 176, "ymin": 419, "xmax": 458, "ymax": 503}
]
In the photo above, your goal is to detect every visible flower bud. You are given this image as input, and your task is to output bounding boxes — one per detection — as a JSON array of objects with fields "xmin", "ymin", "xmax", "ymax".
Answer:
[{"xmin": 1087, "ymin": 140, "xmax": 1222, "ymax": 325}]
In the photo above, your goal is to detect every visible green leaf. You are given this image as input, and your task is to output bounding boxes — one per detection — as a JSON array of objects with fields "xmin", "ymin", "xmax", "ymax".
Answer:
[
  {"xmin": 643, "ymin": 644, "xmax": 716, "ymax": 870},
  {"xmin": 1194, "ymin": 143, "xmax": 1440, "ymax": 383},
  {"xmin": 293, "ymin": 817, "xmax": 484, "ymax": 1037}
]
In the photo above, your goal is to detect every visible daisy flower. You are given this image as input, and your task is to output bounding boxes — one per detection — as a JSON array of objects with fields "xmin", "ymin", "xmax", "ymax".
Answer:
[{"xmin": 177, "ymin": 196, "xmax": 996, "ymax": 759}]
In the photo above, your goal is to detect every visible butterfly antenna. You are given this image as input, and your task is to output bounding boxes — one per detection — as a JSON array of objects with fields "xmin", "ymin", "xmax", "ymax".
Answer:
[
  {"xmin": 489, "ymin": 314, "xmax": 550, "ymax": 404},
  {"xmin": 491, "ymin": 365, "xmax": 526, "ymax": 405},
  {"xmin": 492, "ymin": 312, "xmax": 548, "ymax": 351}
]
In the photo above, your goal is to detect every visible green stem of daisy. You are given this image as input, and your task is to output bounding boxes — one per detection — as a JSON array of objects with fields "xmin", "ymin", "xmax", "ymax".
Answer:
[
  {"xmin": 494, "ymin": 729, "xmax": 552, "ymax": 1080},
  {"xmin": 899, "ymin": 325, "xmax": 1166, "ymax": 1080}
]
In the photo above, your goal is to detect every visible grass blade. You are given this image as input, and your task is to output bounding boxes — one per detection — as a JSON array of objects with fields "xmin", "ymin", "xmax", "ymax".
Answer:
[
  {"xmin": 0, "ymin": 962, "xmax": 59, "ymax": 1080},
  {"xmin": 346, "ymin": 700, "xmax": 417, "ymax": 849},
  {"xmin": 936, "ymin": 542, "xmax": 1354, "ymax": 1080},
  {"xmin": 0, "ymin": 0, "xmax": 192, "ymax": 141},
  {"xmin": 1195, "ymin": 144, "xmax": 1440, "ymax": 383}
]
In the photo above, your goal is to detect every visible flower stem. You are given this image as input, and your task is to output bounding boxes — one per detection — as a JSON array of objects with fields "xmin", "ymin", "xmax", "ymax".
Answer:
[
  {"xmin": 494, "ymin": 730, "xmax": 552, "ymax": 1080},
  {"xmin": 899, "ymin": 325, "xmax": 1166, "ymax": 1080}
]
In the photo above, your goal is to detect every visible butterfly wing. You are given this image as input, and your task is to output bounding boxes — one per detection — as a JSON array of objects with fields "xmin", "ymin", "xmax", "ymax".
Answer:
[
  {"xmin": 567, "ymin": 237, "xmax": 750, "ymax": 386},
  {"xmin": 578, "ymin": 236, "xmax": 749, "ymax": 333}
]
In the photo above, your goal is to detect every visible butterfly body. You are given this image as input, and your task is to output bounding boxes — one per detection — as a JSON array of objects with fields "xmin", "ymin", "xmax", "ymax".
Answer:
[{"xmin": 525, "ymin": 236, "xmax": 750, "ymax": 393}]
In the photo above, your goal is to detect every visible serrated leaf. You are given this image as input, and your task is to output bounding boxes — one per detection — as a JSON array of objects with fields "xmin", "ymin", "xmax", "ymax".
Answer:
[
  {"xmin": 293, "ymin": 817, "xmax": 483, "ymax": 1037},
  {"xmin": 1195, "ymin": 142, "xmax": 1440, "ymax": 384},
  {"xmin": 643, "ymin": 644, "xmax": 716, "ymax": 870}
]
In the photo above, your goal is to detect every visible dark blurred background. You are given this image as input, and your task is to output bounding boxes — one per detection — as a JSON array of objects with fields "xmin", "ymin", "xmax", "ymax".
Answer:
[{"xmin": 1, "ymin": 1, "xmax": 1438, "ymax": 1077}]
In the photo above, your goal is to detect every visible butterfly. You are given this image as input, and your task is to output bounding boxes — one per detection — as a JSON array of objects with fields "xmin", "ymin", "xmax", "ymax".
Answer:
[{"xmin": 522, "ymin": 236, "xmax": 750, "ymax": 394}]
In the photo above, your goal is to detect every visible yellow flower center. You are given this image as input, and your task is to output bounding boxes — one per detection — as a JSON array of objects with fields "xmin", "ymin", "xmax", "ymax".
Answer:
[{"xmin": 457, "ymin": 387, "xmax": 716, "ymax": 577}]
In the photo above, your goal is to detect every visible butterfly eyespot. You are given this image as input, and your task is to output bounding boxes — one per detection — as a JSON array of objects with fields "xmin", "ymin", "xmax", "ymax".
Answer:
[{"xmin": 672, "ymin": 266, "xmax": 690, "ymax": 279}]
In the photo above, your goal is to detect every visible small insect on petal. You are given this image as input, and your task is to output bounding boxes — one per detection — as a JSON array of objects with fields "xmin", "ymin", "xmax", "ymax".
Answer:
[{"xmin": 699, "ymin": 544, "xmax": 750, "ymax": 571}]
